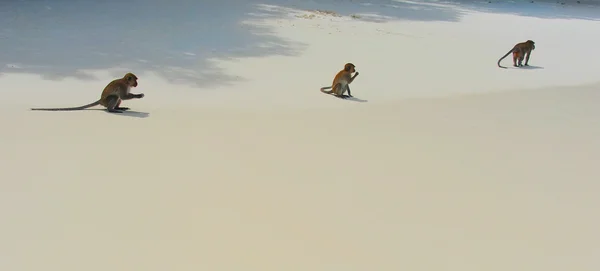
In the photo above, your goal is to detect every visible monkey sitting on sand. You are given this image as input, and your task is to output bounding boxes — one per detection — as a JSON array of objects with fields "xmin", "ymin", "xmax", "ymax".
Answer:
[
  {"xmin": 320, "ymin": 63, "xmax": 359, "ymax": 99},
  {"xmin": 31, "ymin": 72, "xmax": 144, "ymax": 114}
]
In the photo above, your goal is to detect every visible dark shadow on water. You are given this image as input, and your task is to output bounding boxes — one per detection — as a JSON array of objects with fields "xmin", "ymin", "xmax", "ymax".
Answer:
[
  {"xmin": 0, "ymin": 0, "xmax": 309, "ymax": 88},
  {"xmin": 0, "ymin": 0, "xmax": 596, "ymax": 92},
  {"xmin": 0, "ymin": 0, "xmax": 468, "ymax": 90}
]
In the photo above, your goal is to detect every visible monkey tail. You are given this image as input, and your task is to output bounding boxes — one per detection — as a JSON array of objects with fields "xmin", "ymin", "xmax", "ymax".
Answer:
[
  {"xmin": 320, "ymin": 86, "xmax": 334, "ymax": 94},
  {"xmin": 31, "ymin": 100, "xmax": 101, "ymax": 111},
  {"xmin": 497, "ymin": 48, "xmax": 515, "ymax": 68}
]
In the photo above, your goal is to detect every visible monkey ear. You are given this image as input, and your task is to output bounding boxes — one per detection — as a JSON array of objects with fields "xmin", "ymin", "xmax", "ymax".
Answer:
[
  {"xmin": 344, "ymin": 65, "xmax": 351, "ymax": 71},
  {"xmin": 127, "ymin": 76, "xmax": 132, "ymax": 81}
]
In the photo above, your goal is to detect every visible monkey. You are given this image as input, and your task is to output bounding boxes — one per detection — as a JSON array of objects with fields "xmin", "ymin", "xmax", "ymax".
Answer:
[
  {"xmin": 320, "ymin": 63, "xmax": 359, "ymax": 99},
  {"xmin": 31, "ymin": 72, "xmax": 144, "ymax": 113},
  {"xmin": 497, "ymin": 40, "xmax": 535, "ymax": 68}
]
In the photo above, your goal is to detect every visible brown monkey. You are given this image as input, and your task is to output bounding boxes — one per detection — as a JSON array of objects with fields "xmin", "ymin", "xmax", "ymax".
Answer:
[
  {"xmin": 497, "ymin": 40, "xmax": 535, "ymax": 68},
  {"xmin": 31, "ymin": 72, "xmax": 144, "ymax": 113},
  {"xmin": 320, "ymin": 63, "xmax": 359, "ymax": 99}
]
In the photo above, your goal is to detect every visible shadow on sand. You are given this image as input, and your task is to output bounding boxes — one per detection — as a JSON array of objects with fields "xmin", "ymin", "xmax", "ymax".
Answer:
[
  {"xmin": 104, "ymin": 110, "xmax": 150, "ymax": 119},
  {"xmin": 500, "ymin": 65, "xmax": 544, "ymax": 70},
  {"xmin": 328, "ymin": 94, "xmax": 368, "ymax": 103},
  {"xmin": 30, "ymin": 108, "xmax": 150, "ymax": 118},
  {"xmin": 343, "ymin": 96, "xmax": 369, "ymax": 103},
  {"xmin": 517, "ymin": 65, "xmax": 544, "ymax": 70},
  {"xmin": 90, "ymin": 108, "xmax": 150, "ymax": 118}
]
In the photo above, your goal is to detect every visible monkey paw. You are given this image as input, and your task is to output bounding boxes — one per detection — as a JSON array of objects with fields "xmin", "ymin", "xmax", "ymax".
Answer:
[{"xmin": 138, "ymin": 93, "xmax": 145, "ymax": 98}]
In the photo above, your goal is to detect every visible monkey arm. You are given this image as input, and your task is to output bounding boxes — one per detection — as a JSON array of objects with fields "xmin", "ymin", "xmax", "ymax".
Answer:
[
  {"xmin": 122, "ymin": 93, "xmax": 144, "ymax": 100},
  {"xmin": 349, "ymin": 72, "xmax": 359, "ymax": 83}
]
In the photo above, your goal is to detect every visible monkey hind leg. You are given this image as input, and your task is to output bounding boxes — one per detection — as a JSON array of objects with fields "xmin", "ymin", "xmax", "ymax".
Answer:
[
  {"xmin": 518, "ymin": 56, "xmax": 525, "ymax": 67},
  {"xmin": 105, "ymin": 95, "xmax": 123, "ymax": 113},
  {"xmin": 113, "ymin": 98, "xmax": 130, "ymax": 111},
  {"xmin": 522, "ymin": 54, "xmax": 529, "ymax": 66},
  {"xmin": 332, "ymin": 84, "xmax": 347, "ymax": 98},
  {"xmin": 343, "ymin": 86, "xmax": 352, "ymax": 98}
]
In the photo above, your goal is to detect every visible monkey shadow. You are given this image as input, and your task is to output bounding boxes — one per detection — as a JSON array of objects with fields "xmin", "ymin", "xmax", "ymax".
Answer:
[
  {"xmin": 89, "ymin": 109, "xmax": 150, "ymax": 118},
  {"xmin": 520, "ymin": 65, "xmax": 544, "ymax": 70},
  {"xmin": 107, "ymin": 111, "xmax": 150, "ymax": 118},
  {"xmin": 505, "ymin": 65, "xmax": 544, "ymax": 70},
  {"xmin": 332, "ymin": 95, "xmax": 368, "ymax": 103},
  {"xmin": 112, "ymin": 111, "xmax": 150, "ymax": 118},
  {"xmin": 345, "ymin": 97, "xmax": 368, "ymax": 103}
]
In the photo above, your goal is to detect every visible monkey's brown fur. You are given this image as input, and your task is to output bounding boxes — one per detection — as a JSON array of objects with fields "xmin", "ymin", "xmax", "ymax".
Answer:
[
  {"xmin": 31, "ymin": 72, "xmax": 144, "ymax": 113},
  {"xmin": 497, "ymin": 40, "xmax": 535, "ymax": 68},
  {"xmin": 320, "ymin": 63, "xmax": 359, "ymax": 99}
]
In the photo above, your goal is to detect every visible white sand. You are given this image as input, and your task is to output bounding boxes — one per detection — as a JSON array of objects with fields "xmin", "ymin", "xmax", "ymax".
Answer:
[{"xmin": 1, "ymin": 0, "xmax": 600, "ymax": 270}]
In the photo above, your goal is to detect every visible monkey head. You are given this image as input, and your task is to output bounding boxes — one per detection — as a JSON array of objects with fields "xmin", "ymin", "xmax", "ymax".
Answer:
[
  {"xmin": 124, "ymin": 72, "xmax": 138, "ymax": 87},
  {"xmin": 344, "ymin": 63, "xmax": 356, "ymax": 73},
  {"xmin": 526, "ymin": 40, "xmax": 535, "ymax": 50}
]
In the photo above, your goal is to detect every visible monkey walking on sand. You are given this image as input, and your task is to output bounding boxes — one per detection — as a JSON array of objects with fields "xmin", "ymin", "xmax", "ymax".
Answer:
[
  {"xmin": 31, "ymin": 72, "xmax": 144, "ymax": 114},
  {"xmin": 497, "ymin": 40, "xmax": 535, "ymax": 68},
  {"xmin": 320, "ymin": 63, "xmax": 359, "ymax": 99}
]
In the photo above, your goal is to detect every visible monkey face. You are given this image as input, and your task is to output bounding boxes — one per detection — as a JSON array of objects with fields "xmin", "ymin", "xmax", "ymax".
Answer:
[
  {"xmin": 125, "ymin": 73, "xmax": 139, "ymax": 87},
  {"xmin": 344, "ymin": 63, "xmax": 356, "ymax": 73}
]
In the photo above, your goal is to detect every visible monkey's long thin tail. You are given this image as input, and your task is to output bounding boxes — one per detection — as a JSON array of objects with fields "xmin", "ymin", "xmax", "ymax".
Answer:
[
  {"xmin": 320, "ymin": 86, "xmax": 334, "ymax": 94},
  {"xmin": 31, "ymin": 100, "xmax": 101, "ymax": 111},
  {"xmin": 497, "ymin": 48, "xmax": 514, "ymax": 68}
]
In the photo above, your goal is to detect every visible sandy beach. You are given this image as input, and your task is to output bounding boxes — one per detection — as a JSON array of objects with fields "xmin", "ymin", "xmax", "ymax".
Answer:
[{"xmin": 1, "ymin": 0, "xmax": 600, "ymax": 270}]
